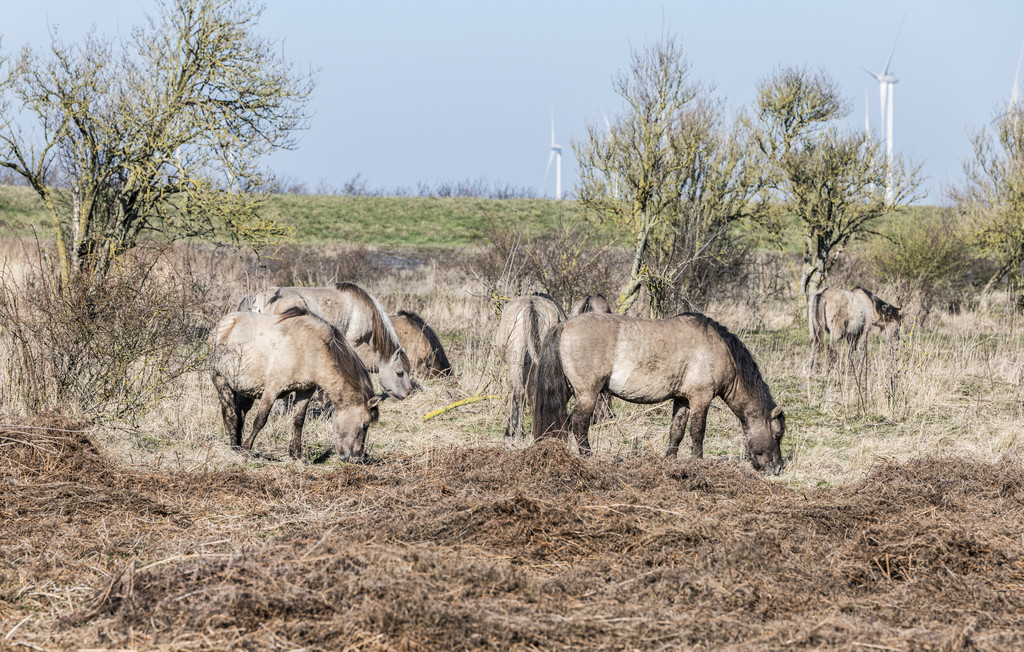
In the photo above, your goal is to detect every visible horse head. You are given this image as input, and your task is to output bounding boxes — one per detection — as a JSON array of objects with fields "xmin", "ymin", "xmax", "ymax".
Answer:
[
  {"xmin": 377, "ymin": 347, "xmax": 413, "ymax": 399},
  {"xmin": 332, "ymin": 394, "xmax": 381, "ymax": 462},
  {"xmin": 873, "ymin": 296, "xmax": 903, "ymax": 343},
  {"xmin": 746, "ymin": 405, "xmax": 785, "ymax": 475}
]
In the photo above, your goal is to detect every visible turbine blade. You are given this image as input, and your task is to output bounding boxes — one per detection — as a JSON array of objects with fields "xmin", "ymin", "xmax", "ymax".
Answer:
[
  {"xmin": 860, "ymin": 65, "xmax": 882, "ymax": 81},
  {"xmin": 865, "ymin": 91, "xmax": 870, "ymax": 134},
  {"xmin": 882, "ymin": 12, "xmax": 906, "ymax": 74},
  {"xmin": 543, "ymin": 150, "xmax": 555, "ymax": 187},
  {"xmin": 550, "ymin": 111, "xmax": 555, "ymax": 146}
]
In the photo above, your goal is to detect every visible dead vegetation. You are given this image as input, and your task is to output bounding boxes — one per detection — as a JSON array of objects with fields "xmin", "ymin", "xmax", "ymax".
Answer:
[{"xmin": 3, "ymin": 419, "xmax": 1023, "ymax": 650}]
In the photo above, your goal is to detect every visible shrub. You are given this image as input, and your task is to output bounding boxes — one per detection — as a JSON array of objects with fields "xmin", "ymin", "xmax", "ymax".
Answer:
[
  {"xmin": 0, "ymin": 243, "xmax": 211, "ymax": 422},
  {"xmin": 470, "ymin": 214, "xmax": 626, "ymax": 315},
  {"xmin": 867, "ymin": 210, "xmax": 976, "ymax": 322}
]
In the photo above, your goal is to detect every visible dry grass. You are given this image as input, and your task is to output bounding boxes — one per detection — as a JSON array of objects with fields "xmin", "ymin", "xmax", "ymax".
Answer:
[
  {"xmin": 2, "ymin": 240, "xmax": 1024, "ymax": 648},
  {"xmin": 2, "ymin": 421, "xmax": 1023, "ymax": 650}
]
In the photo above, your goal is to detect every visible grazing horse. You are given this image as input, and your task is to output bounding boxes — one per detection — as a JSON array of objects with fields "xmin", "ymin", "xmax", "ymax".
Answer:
[
  {"xmin": 570, "ymin": 294, "xmax": 612, "ymax": 317},
  {"xmin": 531, "ymin": 312, "xmax": 786, "ymax": 474},
  {"xmin": 495, "ymin": 293, "xmax": 565, "ymax": 438},
  {"xmin": 247, "ymin": 283, "xmax": 413, "ymax": 399},
  {"xmin": 391, "ymin": 310, "xmax": 453, "ymax": 379},
  {"xmin": 809, "ymin": 287, "xmax": 901, "ymax": 372},
  {"xmin": 209, "ymin": 307, "xmax": 381, "ymax": 461}
]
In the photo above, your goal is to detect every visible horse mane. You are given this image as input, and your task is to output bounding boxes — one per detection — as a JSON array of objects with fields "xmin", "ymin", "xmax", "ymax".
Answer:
[
  {"xmin": 680, "ymin": 312, "xmax": 777, "ymax": 413},
  {"xmin": 396, "ymin": 310, "xmax": 452, "ymax": 374},
  {"xmin": 335, "ymin": 282, "xmax": 402, "ymax": 358},
  {"xmin": 276, "ymin": 305, "xmax": 377, "ymax": 416},
  {"xmin": 325, "ymin": 323, "xmax": 378, "ymax": 419},
  {"xmin": 274, "ymin": 305, "xmax": 310, "ymax": 322},
  {"xmin": 853, "ymin": 287, "xmax": 901, "ymax": 324}
]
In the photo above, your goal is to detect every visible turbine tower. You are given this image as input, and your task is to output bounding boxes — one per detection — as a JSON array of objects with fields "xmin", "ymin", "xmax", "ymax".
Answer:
[
  {"xmin": 862, "ymin": 20, "xmax": 903, "ymax": 203},
  {"xmin": 544, "ymin": 113, "xmax": 563, "ymax": 200}
]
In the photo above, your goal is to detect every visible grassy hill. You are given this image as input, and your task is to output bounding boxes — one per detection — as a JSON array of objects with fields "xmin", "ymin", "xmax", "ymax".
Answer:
[
  {"xmin": 266, "ymin": 194, "xmax": 580, "ymax": 246},
  {"xmin": 0, "ymin": 183, "xmax": 943, "ymax": 252},
  {"xmin": 0, "ymin": 184, "xmax": 580, "ymax": 248}
]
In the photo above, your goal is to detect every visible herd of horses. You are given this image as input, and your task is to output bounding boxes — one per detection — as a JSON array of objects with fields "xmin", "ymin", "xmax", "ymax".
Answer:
[{"xmin": 208, "ymin": 280, "xmax": 902, "ymax": 475}]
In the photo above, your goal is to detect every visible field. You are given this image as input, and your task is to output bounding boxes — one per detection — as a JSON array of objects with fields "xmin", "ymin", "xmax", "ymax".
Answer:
[{"xmin": 2, "ymin": 197, "xmax": 1024, "ymax": 649}]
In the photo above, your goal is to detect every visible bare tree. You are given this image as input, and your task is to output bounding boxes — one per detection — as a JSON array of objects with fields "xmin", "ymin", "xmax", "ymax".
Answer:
[
  {"xmin": 573, "ymin": 34, "xmax": 763, "ymax": 317},
  {"xmin": 0, "ymin": 0, "xmax": 314, "ymax": 285},
  {"xmin": 752, "ymin": 67, "xmax": 921, "ymax": 303}
]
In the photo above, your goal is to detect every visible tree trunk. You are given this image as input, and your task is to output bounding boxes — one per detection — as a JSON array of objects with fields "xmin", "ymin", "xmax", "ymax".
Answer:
[
  {"xmin": 615, "ymin": 216, "xmax": 652, "ymax": 315},
  {"xmin": 800, "ymin": 237, "xmax": 829, "ymax": 311}
]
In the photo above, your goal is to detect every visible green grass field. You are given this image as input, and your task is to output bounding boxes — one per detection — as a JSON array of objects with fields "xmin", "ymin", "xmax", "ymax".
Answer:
[{"xmin": 0, "ymin": 183, "xmax": 943, "ymax": 253}]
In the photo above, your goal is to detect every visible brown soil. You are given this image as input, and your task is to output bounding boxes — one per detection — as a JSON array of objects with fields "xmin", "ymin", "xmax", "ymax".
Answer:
[{"xmin": 2, "ymin": 419, "xmax": 1023, "ymax": 650}]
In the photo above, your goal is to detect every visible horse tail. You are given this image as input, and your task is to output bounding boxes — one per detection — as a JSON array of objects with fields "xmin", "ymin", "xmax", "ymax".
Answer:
[
  {"xmin": 809, "ymin": 289, "xmax": 826, "ymax": 347},
  {"xmin": 530, "ymin": 321, "xmax": 569, "ymax": 440}
]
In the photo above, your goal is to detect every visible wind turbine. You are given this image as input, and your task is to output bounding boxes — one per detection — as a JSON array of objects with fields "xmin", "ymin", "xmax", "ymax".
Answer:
[
  {"xmin": 544, "ymin": 112, "xmax": 563, "ymax": 200},
  {"xmin": 862, "ymin": 18, "xmax": 903, "ymax": 202}
]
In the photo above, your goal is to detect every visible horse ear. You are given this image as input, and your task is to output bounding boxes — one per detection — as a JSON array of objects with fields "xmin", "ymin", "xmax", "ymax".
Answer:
[
  {"xmin": 368, "ymin": 395, "xmax": 382, "ymax": 408},
  {"xmin": 771, "ymin": 406, "xmax": 784, "ymax": 419}
]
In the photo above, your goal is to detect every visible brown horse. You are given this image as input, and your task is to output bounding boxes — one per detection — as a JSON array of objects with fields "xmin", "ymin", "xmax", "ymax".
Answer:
[
  {"xmin": 570, "ymin": 294, "xmax": 612, "ymax": 316},
  {"xmin": 391, "ymin": 310, "xmax": 453, "ymax": 379},
  {"xmin": 247, "ymin": 283, "xmax": 413, "ymax": 399},
  {"xmin": 209, "ymin": 307, "xmax": 381, "ymax": 461},
  {"xmin": 809, "ymin": 287, "xmax": 901, "ymax": 371},
  {"xmin": 531, "ymin": 312, "xmax": 785, "ymax": 474},
  {"xmin": 495, "ymin": 293, "xmax": 565, "ymax": 438}
]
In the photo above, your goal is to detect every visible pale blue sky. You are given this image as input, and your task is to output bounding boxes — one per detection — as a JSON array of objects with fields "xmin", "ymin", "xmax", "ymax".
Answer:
[{"xmin": 4, "ymin": 1, "xmax": 1024, "ymax": 203}]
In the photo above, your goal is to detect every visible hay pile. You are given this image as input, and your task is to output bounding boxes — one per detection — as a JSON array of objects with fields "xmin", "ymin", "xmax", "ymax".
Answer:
[{"xmin": 2, "ymin": 423, "xmax": 1023, "ymax": 650}]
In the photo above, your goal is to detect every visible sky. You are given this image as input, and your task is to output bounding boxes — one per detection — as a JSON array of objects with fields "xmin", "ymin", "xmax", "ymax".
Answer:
[{"xmin": 4, "ymin": 1, "xmax": 1024, "ymax": 204}]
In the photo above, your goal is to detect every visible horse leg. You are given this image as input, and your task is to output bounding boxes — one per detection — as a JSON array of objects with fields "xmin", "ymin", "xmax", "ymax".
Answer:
[
  {"xmin": 570, "ymin": 393, "xmax": 596, "ymax": 454},
  {"xmin": 242, "ymin": 391, "xmax": 279, "ymax": 453},
  {"xmin": 665, "ymin": 398, "xmax": 690, "ymax": 457},
  {"xmin": 688, "ymin": 396, "xmax": 712, "ymax": 459},
  {"xmin": 288, "ymin": 389, "xmax": 315, "ymax": 461},
  {"xmin": 235, "ymin": 395, "xmax": 255, "ymax": 448},
  {"xmin": 212, "ymin": 372, "xmax": 247, "ymax": 449},
  {"xmin": 505, "ymin": 384, "xmax": 525, "ymax": 438}
]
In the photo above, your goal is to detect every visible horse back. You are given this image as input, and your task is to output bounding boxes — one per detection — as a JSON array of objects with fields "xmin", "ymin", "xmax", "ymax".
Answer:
[{"xmin": 557, "ymin": 313, "xmax": 737, "ymax": 403}]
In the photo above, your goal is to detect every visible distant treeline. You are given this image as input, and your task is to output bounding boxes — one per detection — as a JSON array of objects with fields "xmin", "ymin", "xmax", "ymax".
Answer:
[{"xmin": 276, "ymin": 173, "xmax": 540, "ymax": 200}]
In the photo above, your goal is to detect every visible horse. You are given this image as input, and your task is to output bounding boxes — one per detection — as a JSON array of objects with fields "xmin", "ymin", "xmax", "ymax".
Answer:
[
  {"xmin": 391, "ymin": 310, "xmax": 453, "ymax": 379},
  {"xmin": 209, "ymin": 307, "xmax": 381, "ymax": 461},
  {"xmin": 809, "ymin": 287, "xmax": 901, "ymax": 372},
  {"xmin": 570, "ymin": 294, "xmax": 612, "ymax": 316},
  {"xmin": 246, "ymin": 283, "xmax": 413, "ymax": 399},
  {"xmin": 530, "ymin": 312, "xmax": 786, "ymax": 475},
  {"xmin": 494, "ymin": 293, "xmax": 565, "ymax": 438}
]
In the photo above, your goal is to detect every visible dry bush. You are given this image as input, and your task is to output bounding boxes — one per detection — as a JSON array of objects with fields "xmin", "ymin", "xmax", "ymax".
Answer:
[
  {"xmin": 470, "ymin": 215, "xmax": 627, "ymax": 313},
  {"xmin": 867, "ymin": 210, "xmax": 984, "ymax": 323},
  {"xmin": 0, "ymin": 243, "xmax": 211, "ymax": 423}
]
